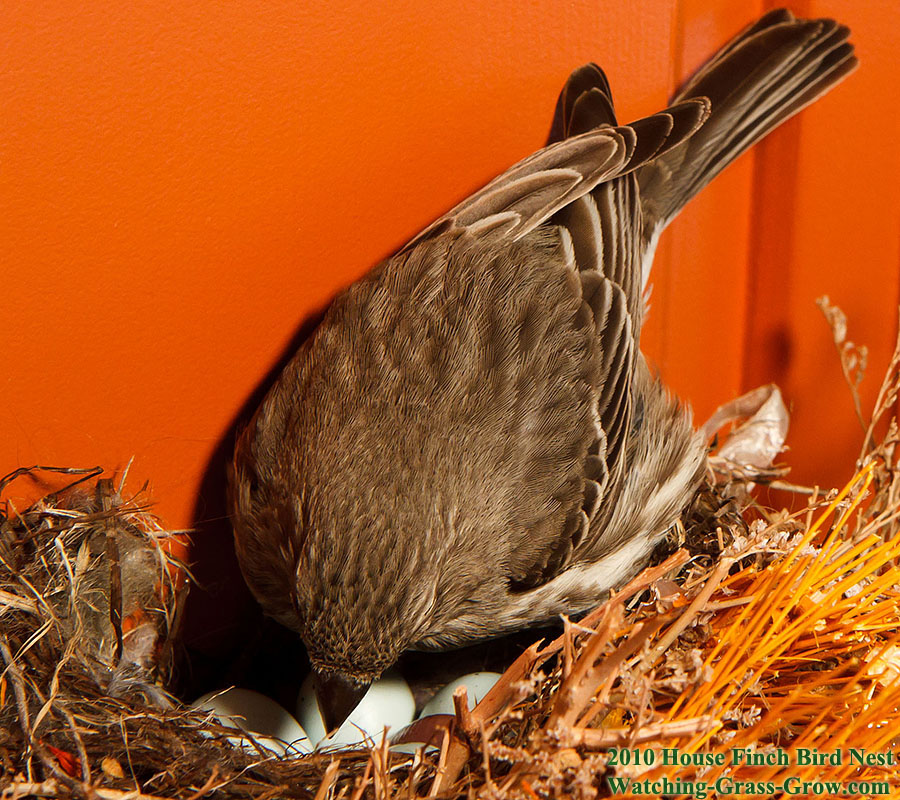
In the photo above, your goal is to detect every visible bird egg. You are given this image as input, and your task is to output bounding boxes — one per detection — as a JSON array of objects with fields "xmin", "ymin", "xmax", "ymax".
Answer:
[
  {"xmin": 419, "ymin": 671, "xmax": 502, "ymax": 717},
  {"xmin": 193, "ymin": 687, "xmax": 312, "ymax": 755},
  {"xmin": 296, "ymin": 671, "xmax": 415, "ymax": 747}
]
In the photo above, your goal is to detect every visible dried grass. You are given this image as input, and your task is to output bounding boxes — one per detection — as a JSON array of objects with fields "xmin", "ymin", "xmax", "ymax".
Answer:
[{"xmin": 3, "ymin": 307, "xmax": 900, "ymax": 800}]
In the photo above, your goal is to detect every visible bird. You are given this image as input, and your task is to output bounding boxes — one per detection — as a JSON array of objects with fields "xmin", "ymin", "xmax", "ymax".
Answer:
[{"xmin": 228, "ymin": 9, "xmax": 856, "ymax": 733}]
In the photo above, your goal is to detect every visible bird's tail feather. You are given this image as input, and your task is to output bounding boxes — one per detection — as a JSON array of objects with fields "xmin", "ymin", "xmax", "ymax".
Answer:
[{"xmin": 636, "ymin": 8, "xmax": 856, "ymax": 235}]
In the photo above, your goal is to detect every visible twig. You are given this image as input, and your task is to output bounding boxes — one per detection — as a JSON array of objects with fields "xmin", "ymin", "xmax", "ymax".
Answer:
[
  {"xmin": 99, "ymin": 478, "xmax": 124, "ymax": 666},
  {"xmin": 184, "ymin": 767, "xmax": 221, "ymax": 800},
  {"xmin": 478, "ymin": 722, "xmax": 492, "ymax": 792},
  {"xmin": 860, "ymin": 311, "xmax": 900, "ymax": 459},
  {"xmin": 817, "ymin": 296, "xmax": 867, "ymax": 431},
  {"xmin": 0, "ymin": 589, "xmax": 40, "ymax": 615},
  {"xmin": 346, "ymin": 758, "xmax": 372, "ymax": 800},
  {"xmin": 0, "ymin": 465, "xmax": 103, "ymax": 499},
  {"xmin": 314, "ymin": 759, "xmax": 341, "ymax": 800},
  {"xmin": 0, "ymin": 779, "xmax": 183, "ymax": 800},
  {"xmin": 467, "ymin": 548, "xmax": 691, "ymax": 730},
  {"xmin": 640, "ymin": 556, "xmax": 734, "ymax": 669},
  {"xmin": 451, "ymin": 687, "xmax": 474, "ymax": 739},
  {"xmin": 572, "ymin": 617, "xmax": 667, "ymax": 729},
  {"xmin": 424, "ymin": 717, "xmax": 465, "ymax": 799},
  {"xmin": 768, "ymin": 480, "xmax": 817, "ymax": 496},
  {"xmin": 371, "ymin": 738, "xmax": 389, "ymax": 800},
  {"xmin": 568, "ymin": 716, "xmax": 719, "ymax": 748},
  {"xmin": 0, "ymin": 635, "xmax": 33, "ymax": 752}
]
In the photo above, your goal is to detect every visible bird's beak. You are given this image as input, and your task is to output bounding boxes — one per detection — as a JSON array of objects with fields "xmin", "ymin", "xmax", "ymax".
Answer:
[{"xmin": 314, "ymin": 671, "xmax": 371, "ymax": 734}]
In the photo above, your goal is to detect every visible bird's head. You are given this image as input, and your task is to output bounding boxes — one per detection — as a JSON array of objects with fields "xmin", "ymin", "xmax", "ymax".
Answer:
[
  {"xmin": 289, "ymin": 537, "xmax": 443, "ymax": 730},
  {"xmin": 229, "ymin": 397, "xmax": 442, "ymax": 731}
]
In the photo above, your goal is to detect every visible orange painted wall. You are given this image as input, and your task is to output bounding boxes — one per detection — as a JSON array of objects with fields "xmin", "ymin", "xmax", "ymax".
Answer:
[{"xmin": 4, "ymin": 1, "xmax": 898, "ymax": 539}]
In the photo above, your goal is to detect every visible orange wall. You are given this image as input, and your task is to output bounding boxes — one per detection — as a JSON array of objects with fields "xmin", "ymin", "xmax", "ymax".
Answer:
[{"xmin": 3, "ymin": 0, "xmax": 898, "ymax": 540}]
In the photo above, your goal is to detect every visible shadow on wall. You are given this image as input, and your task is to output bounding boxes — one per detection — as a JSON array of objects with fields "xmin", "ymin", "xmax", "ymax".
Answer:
[
  {"xmin": 178, "ymin": 305, "xmax": 327, "ymax": 704},
  {"xmin": 741, "ymin": 118, "xmax": 802, "ymax": 393}
]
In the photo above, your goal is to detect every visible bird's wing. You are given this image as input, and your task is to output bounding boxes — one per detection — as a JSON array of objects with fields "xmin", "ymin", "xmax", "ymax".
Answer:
[
  {"xmin": 401, "ymin": 125, "xmax": 635, "ymax": 250},
  {"xmin": 380, "ymin": 79, "xmax": 708, "ymax": 590},
  {"xmin": 540, "ymin": 73, "xmax": 706, "ymax": 541},
  {"xmin": 500, "ymin": 81, "xmax": 707, "ymax": 588},
  {"xmin": 402, "ymin": 90, "xmax": 707, "ymax": 256}
]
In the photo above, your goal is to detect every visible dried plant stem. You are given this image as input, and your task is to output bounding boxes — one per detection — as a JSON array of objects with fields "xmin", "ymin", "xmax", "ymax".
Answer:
[
  {"xmin": 641, "ymin": 556, "xmax": 734, "ymax": 669},
  {"xmin": 861, "ymin": 327, "xmax": 900, "ymax": 460},
  {"xmin": 0, "ymin": 589, "xmax": 39, "ymax": 614},
  {"xmin": 1, "ymin": 779, "xmax": 183, "ymax": 800},
  {"xmin": 313, "ymin": 759, "xmax": 340, "ymax": 800},
  {"xmin": 567, "ymin": 716, "xmax": 718, "ymax": 748},
  {"xmin": 348, "ymin": 766, "xmax": 372, "ymax": 800}
]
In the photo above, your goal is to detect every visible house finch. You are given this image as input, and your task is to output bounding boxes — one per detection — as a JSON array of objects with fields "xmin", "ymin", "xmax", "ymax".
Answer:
[{"xmin": 230, "ymin": 9, "xmax": 855, "ymax": 732}]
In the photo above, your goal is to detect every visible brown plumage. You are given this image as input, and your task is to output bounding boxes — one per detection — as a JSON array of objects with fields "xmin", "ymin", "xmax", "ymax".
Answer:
[{"xmin": 229, "ymin": 9, "xmax": 856, "ymax": 730}]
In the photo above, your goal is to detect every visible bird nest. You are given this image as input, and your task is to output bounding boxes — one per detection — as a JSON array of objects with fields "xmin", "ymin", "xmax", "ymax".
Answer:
[{"xmin": 3, "ymin": 306, "xmax": 900, "ymax": 800}]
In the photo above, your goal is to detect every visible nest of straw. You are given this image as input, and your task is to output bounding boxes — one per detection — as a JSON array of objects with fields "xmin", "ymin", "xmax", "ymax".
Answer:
[{"xmin": 3, "ymin": 306, "xmax": 900, "ymax": 800}]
